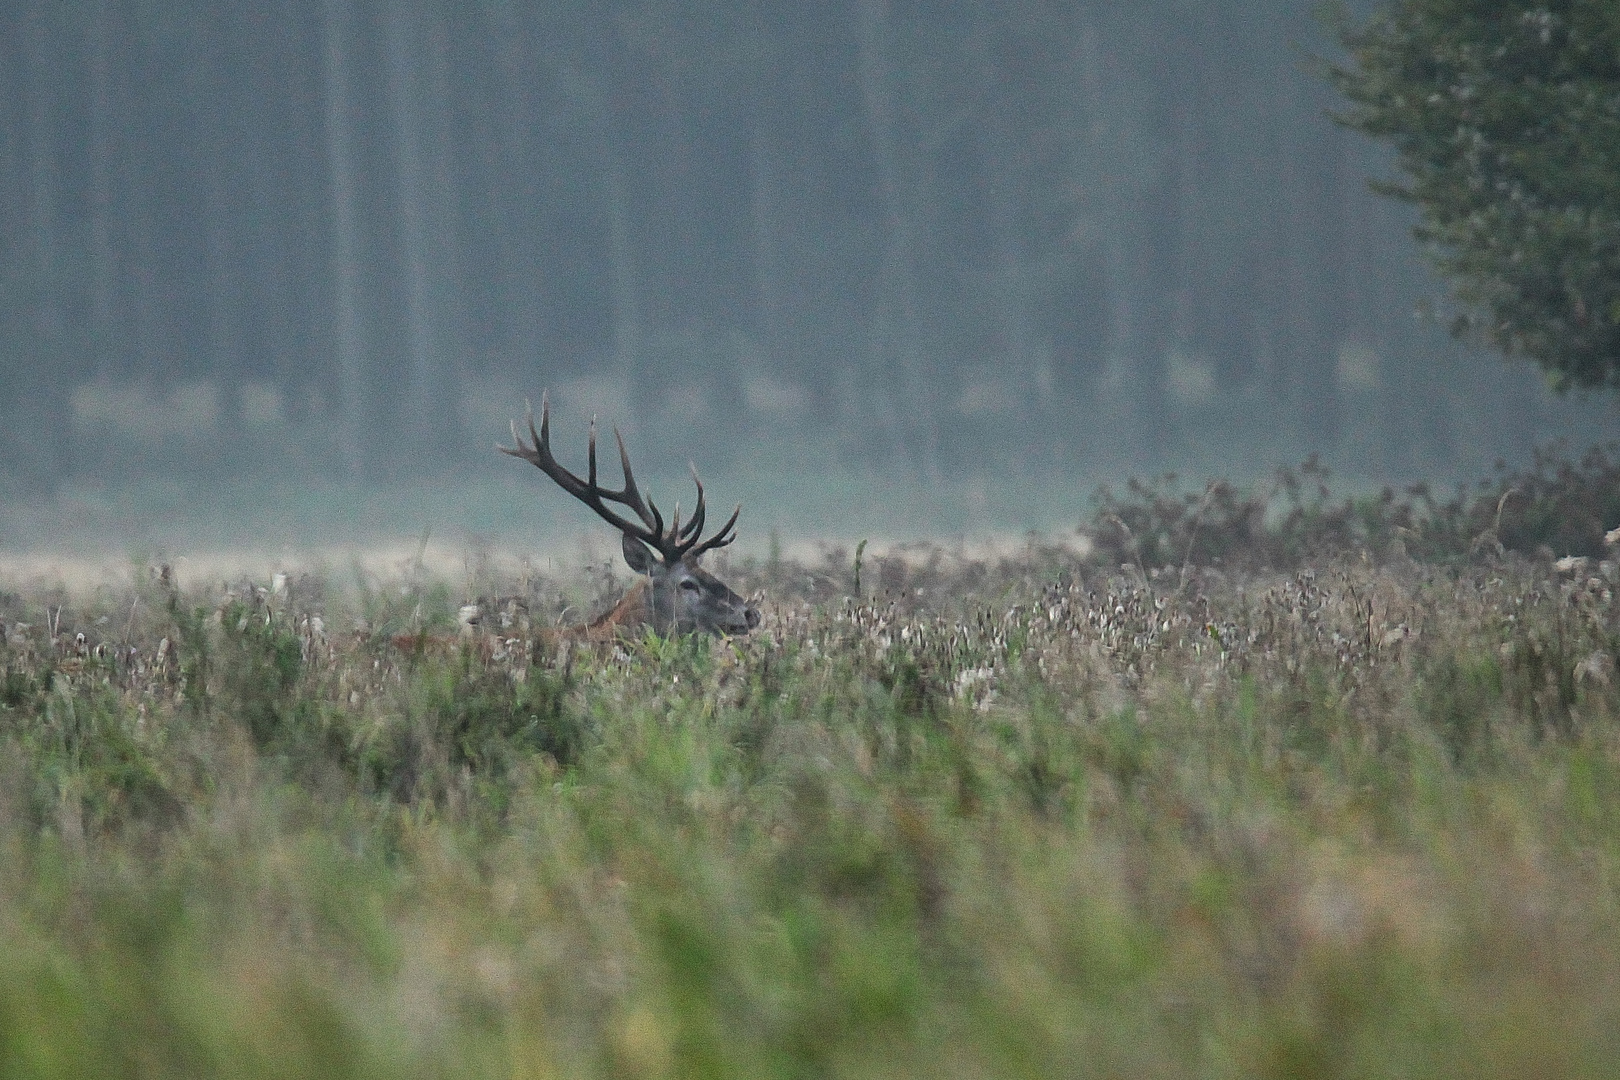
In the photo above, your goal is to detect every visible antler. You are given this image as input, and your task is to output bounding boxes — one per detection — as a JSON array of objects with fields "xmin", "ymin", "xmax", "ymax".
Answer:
[
  {"xmin": 680, "ymin": 465, "xmax": 742, "ymax": 559},
  {"xmin": 500, "ymin": 393, "xmax": 741, "ymax": 564}
]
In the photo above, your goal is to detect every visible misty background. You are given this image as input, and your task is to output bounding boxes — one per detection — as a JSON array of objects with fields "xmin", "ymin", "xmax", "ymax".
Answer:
[{"xmin": 2, "ymin": 0, "xmax": 1617, "ymax": 554}]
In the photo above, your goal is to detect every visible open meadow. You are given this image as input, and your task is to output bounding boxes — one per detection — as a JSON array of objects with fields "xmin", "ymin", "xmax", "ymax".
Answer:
[
  {"xmin": 5, "ymin": 458, "xmax": 1620, "ymax": 1078},
  {"xmin": 6, "ymin": 1, "xmax": 1619, "ymax": 1072}
]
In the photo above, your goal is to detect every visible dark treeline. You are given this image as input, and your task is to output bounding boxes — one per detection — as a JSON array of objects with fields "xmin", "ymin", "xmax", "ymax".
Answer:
[{"xmin": 0, "ymin": 1, "xmax": 1593, "ymax": 491}]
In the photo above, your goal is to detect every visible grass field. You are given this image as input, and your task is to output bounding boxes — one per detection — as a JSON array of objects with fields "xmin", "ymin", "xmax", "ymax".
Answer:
[{"xmin": 3, "ymin": 532, "xmax": 1620, "ymax": 1078}]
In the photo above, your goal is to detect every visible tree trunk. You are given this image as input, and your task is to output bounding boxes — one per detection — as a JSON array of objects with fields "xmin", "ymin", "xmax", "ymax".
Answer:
[
  {"xmin": 604, "ymin": 140, "xmax": 639, "ymax": 376},
  {"xmin": 423, "ymin": 8, "xmax": 465, "ymax": 442},
  {"xmin": 855, "ymin": 0, "xmax": 934, "ymax": 468},
  {"xmin": 324, "ymin": 0, "xmax": 367, "ymax": 478},
  {"xmin": 1076, "ymin": 7, "xmax": 1167, "ymax": 457},
  {"xmin": 1279, "ymin": 116, "xmax": 1346, "ymax": 452},
  {"xmin": 19, "ymin": 4, "xmax": 67, "ymax": 487},
  {"xmin": 748, "ymin": 111, "xmax": 784, "ymax": 370},
  {"xmin": 487, "ymin": 0, "xmax": 543, "ymax": 369},
  {"xmin": 386, "ymin": 1, "xmax": 440, "ymax": 453},
  {"xmin": 980, "ymin": 123, "xmax": 1038, "ymax": 398},
  {"xmin": 1298, "ymin": 120, "xmax": 1346, "ymax": 450},
  {"xmin": 87, "ymin": 0, "xmax": 119, "ymax": 381},
  {"xmin": 558, "ymin": 62, "xmax": 641, "ymax": 377},
  {"xmin": 194, "ymin": 13, "xmax": 239, "ymax": 411}
]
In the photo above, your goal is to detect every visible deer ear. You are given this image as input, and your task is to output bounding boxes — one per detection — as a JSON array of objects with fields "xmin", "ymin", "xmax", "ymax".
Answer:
[{"xmin": 621, "ymin": 533, "xmax": 656, "ymax": 574}]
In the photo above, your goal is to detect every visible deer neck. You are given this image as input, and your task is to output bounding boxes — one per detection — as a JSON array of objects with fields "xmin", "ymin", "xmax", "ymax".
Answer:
[{"xmin": 580, "ymin": 577, "xmax": 654, "ymax": 641}]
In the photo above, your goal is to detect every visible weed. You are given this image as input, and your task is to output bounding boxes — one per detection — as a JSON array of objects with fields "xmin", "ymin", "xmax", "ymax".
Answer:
[{"xmin": 1, "ymin": 499, "xmax": 1619, "ymax": 1076}]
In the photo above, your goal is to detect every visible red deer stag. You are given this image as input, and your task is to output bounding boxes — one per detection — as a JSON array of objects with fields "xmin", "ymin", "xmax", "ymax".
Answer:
[{"xmin": 500, "ymin": 394, "xmax": 761, "ymax": 640}]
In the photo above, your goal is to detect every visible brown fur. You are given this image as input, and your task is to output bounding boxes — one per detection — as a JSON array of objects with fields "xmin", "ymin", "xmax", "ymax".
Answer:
[
  {"xmin": 538, "ymin": 579, "xmax": 654, "ymax": 645},
  {"xmin": 387, "ymin": 630, "xmax": 503, "ymax": 661},
  {"xmin": 385, "ymin": 580, "xmax": 673, "ymax": 662}
]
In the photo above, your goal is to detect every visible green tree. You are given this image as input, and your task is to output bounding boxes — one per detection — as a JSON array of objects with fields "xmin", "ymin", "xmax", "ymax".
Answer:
[{"xmin": 1327, "ymin": 1, "xmax": 1620, "ymax": 389}]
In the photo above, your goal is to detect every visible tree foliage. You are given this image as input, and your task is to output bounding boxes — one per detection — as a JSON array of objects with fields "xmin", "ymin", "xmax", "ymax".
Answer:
[{"xmin": 1329, "ymin": 0, "xmax": 1620, "ymax": 388}]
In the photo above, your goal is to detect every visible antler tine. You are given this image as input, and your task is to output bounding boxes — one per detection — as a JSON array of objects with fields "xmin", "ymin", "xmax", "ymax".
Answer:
[
  {"xmin": 687, "ymin": 503, "xmax": 741, "ymax": 558},
  {"xmin": 645, "ymin": 493, "xmax": 666, "ymax": 544},
  {"xmin": 533, "ymin": 394, "xmax": 582, "ymax": 499},
  {"xmin": 613, "ymin": 428, "xmax": 659, "ymax": 532},
  {"xmin": 587, "ymin": 416, "xmax": 598, "ymax": 488},
  {"xmin": 669, "ymin": 501, "xmax": 682, "ymax": 545},
  {"xmin": 499, "ymin": 397, "xmax": 538, "ymax": 460},
  {"xmin": 696, "ymin": 505, "xmax": 745, "ymax": 557},
  {"xmin": 678, "ymin": 465, "xmax": 708, "ymax": 543}
]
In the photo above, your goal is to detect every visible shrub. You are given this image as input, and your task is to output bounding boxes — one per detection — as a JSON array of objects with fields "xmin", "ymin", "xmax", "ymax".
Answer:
[{"xmin": 1086, "ymin": 444, "xmax": 1620, "ymax": 569}]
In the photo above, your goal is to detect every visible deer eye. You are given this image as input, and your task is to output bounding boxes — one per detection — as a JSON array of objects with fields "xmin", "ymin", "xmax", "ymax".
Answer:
[{"xmin": 679, "ymin": 579, "xmax": 700, "ymax": 592}]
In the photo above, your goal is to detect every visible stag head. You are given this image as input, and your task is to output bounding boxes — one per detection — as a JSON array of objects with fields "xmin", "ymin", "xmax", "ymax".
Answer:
[{"xmin": 501, "ymin": 395, "xmax": 760, "ymax": 636}]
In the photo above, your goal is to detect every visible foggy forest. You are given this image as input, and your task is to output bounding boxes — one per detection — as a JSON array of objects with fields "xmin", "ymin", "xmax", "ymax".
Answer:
[
  {"xmin": 9, "ymin": 5, "xmax": 1620, "ymax": 1073},
  {"xmin": 1, "ymin": 0, "xmax": 1617, "ymax": 545}
]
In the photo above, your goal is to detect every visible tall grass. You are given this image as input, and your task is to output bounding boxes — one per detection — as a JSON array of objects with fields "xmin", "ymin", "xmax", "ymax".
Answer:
[{"xmin": 3, "ymin": 543, "xmax": 1620, "ymax": 1078}]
